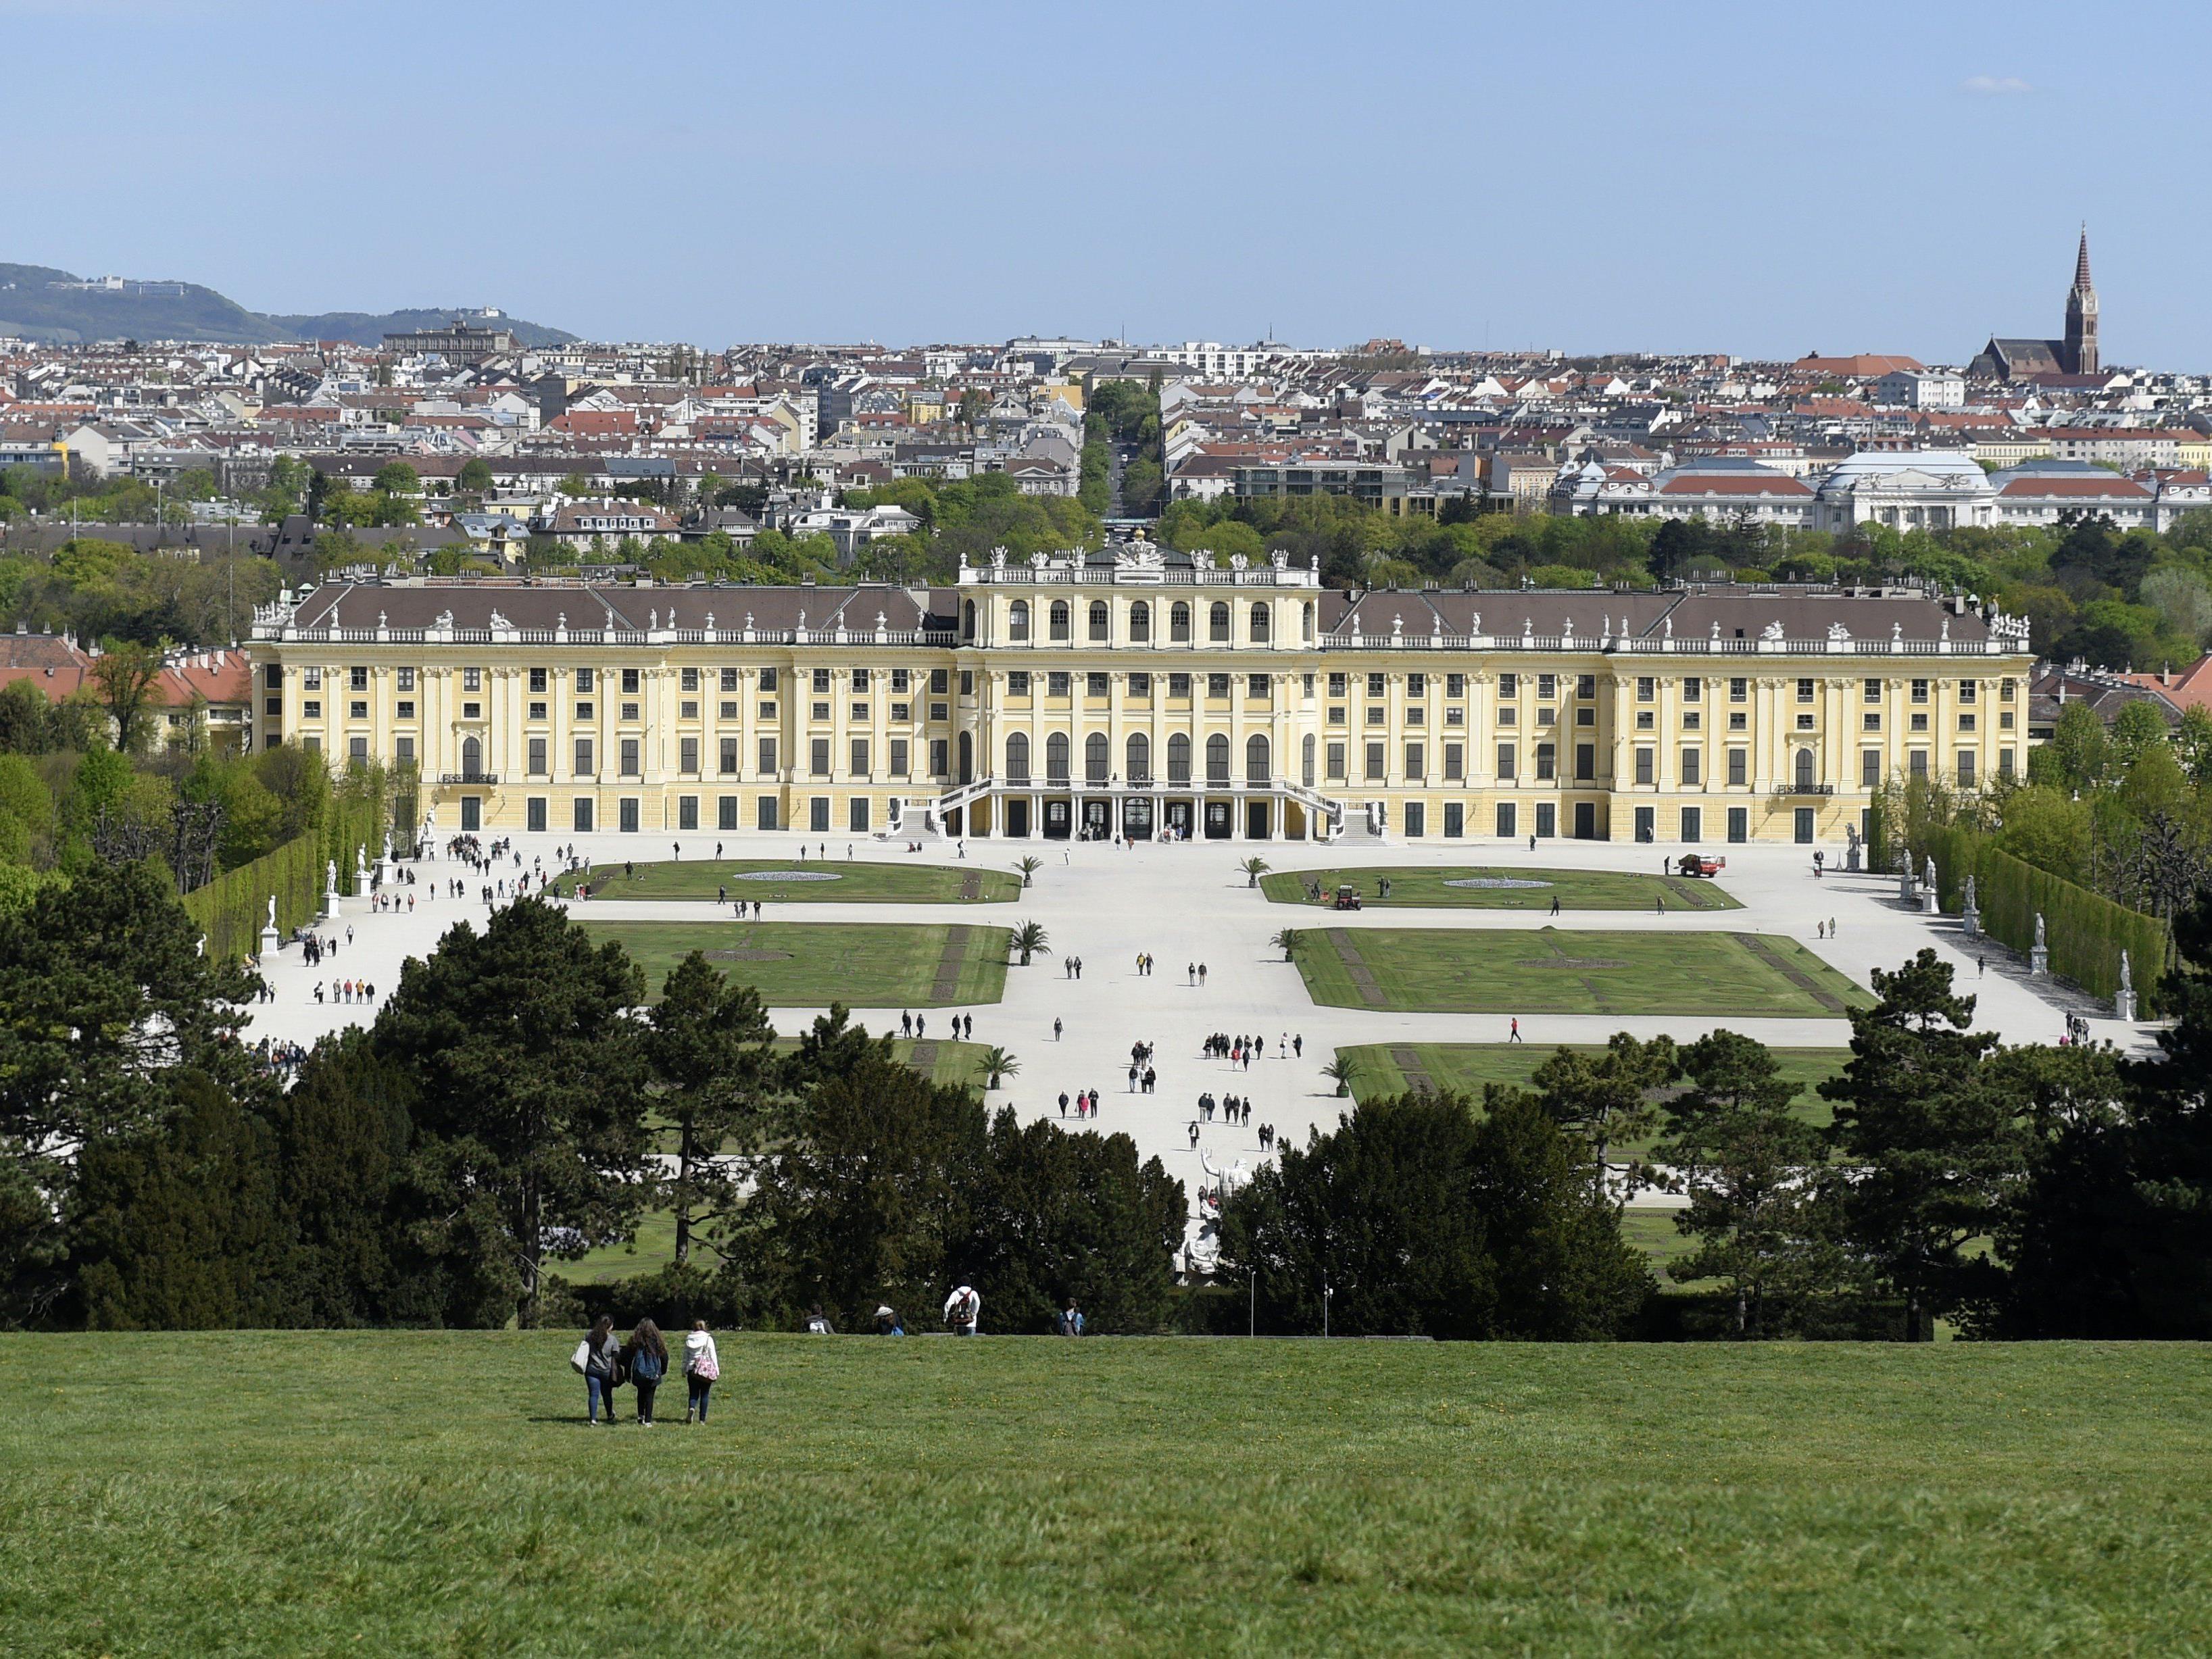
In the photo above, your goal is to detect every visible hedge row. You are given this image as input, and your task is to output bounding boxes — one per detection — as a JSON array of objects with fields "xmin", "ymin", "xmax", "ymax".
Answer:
[
  {"xmin": 183, "ymin": 776, "xmax": 389, "ymax": 963},
  {"xmin": 1910, "ymin": 821, "xmax": 2173, "ymax": 1014}
]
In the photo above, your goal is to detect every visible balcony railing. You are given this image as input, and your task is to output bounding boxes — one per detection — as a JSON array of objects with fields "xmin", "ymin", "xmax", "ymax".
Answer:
[
  {"xmin": 1780, "ymin": 782, "xmax": 1835, "ymax": 795},
  {"xmin": 438, "ymin": 772, "xmax": 498, "ymax": 785}
]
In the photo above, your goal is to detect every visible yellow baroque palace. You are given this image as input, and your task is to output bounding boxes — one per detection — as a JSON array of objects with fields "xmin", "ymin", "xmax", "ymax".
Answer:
[{"xmin": 250, "ymin": 541, "xmax": 2035, "ymax": 849}]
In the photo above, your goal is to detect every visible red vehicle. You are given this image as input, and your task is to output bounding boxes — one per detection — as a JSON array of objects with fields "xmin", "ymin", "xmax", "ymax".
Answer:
[
  {"xmin": 1676, "ymin": 853, "xmax": 1727, "ymax": 878},
  {"xmin": 1332, "ymin": 885, "xmax": 1363, "ymax": 910}
]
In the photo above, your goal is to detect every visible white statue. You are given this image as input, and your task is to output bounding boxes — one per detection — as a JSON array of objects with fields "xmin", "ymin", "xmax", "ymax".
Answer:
[
  {"xmin": 1924, "ymin": 855, "xmax": 1938, "ymax": 888},
  {"xmin": 2034, "ymin": 913, "xmax": 2047, "ymax": 949},
  {"xmin": 1963, "ymin": 874, "xmax": 1977, "ymax": 910},
  {"xmin": 326, "ymin": 858, "xmax": 338, "ymax": 891},
  {"xmin": 266, "ymin": 894, "xmax": 278, "ymax": 928},
  {"xmin": 2120, "ymin": 950, "xmax": 2133, "ymax": 993}
]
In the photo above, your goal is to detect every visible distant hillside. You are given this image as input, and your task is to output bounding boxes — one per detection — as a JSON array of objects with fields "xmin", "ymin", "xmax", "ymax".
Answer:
[
  {"xmin": 0, "ymin": 263, "xmax": 575, "ymax": 348},
  {"xmin": 262, "ymin": 307, "xmax": 576, "ymax": 349}
]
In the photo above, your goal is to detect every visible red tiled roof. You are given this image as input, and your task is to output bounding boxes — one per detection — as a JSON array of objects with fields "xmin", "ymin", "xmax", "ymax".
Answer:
[{"xmin": 1996, "ymin": 475, "xmax": 2152, "ymax": 498}]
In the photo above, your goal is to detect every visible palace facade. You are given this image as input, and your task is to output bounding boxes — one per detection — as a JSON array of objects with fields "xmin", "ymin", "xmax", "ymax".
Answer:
[{"xmin": 249, "ymin": 542, "xmax": 2035, "ymax": 848}]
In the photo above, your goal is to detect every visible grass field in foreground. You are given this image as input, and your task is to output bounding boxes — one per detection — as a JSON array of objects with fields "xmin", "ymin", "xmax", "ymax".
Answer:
[
  {"xmin": 1294, "ymin": 926, "xmax": 1869, "ymax": 1017},
  {"xmin": 558, "ymin": 857, "xmax": 1018, "ymax": 903},
  {"xmin": 1263, "ymin": 862, "xmax": 1740, "ymax": 911},
  {"xmin": 7, "ymin": 1334, "xmax": 2210, "ymax": 1656},
  {"xmin": 581, "ymin": 920, "xmax": 1010, "ymax": 1007}
]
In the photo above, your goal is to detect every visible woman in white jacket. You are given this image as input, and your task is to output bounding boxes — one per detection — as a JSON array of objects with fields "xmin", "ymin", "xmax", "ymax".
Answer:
[{"xmin": 683, "ymin": 1320, "xmax": 720, "ymax": 1424}]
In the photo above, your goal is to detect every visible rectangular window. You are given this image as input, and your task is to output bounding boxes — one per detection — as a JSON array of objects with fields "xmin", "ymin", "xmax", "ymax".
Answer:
[
  {"xmin": 462, "ymin": 702, "xmax": 482, "ymax": 721},
  {"xmin": 1496, "ymin": 705, "xmax": 1517, "ymax": 727},
  {"xmin": 1087, "ymin": 672, "xmax": 1108, "ymax": 697},
  {"xmin": 850, "ymin": 739, "xmax": 870, "ymax": 777},
  {"xmin": 1909, "ymin": 750, "xmax": 1929, "ymax": 776},
  {"xmin": 348, "ymin": 736, "xmax": 368, "ymax": 764},
  {"xmin": 810, "ymin": 797, "xmax": 830, "ymax": 834},
  {"xmin": 1680, "ymin": 806, "xmax": 1702, "ymax": 843},
  {"xmin": 810, "ymin": 738, "xmax": 831, "ymax": 776},
  {"xmin": 303, "ymin": 700, "xmax": 322, "ymax": 718},
  {"xmin": 760, "ymin": 668, "xmax": 779, "ymax": 692},
  {"xmin": 852, "ymin": 668, "xmax": 870, "ymax": 692},
  {"xmin": 1329, "ymin": 673, "xmax": 1348, "ymax": 696},
  {"xmin": 526, "ymin": 702, "xmax": 543, "ymax": 721},
  {"xmin": 1683, "ymin": 677, "xmax": 1701, "ymax": 701},
  {"xmin": 463, "ymin": 668, "xmax": 482, "ymax": 693},
  {"xmin": 527, "ymin": 797, "xmax": 547, "ymax": 833},
  {"xmin": 1365, "ymin": 742, "xmax": 1385, "ymax": 781},
  {"xmin": 718, "ymin": 796, "xmax": 738, "ymax": 831},
  {"xmin": 850, "ymin": 798, "xmax": 870, "ymax": 833},
  {"xmin": 349, "ymin": 666, "xmax": 368, "ymax": 691},
  {"xmin": 679, "ymin": 795, "xmax": 698, "ymax": 831},
  {"xmin": 1408, "ymin": 673, "xmax": 1427, "ymax": 697},
  {"xmin": 624, "ymin": 669, "xmax": 642, "ymax": 695},
  {"xmin": 1404, "ymin": 802, "xmax": 1426, "ymax": 838},
  {"xmin": 1169, "ymin": 673, "xmax": 1191, "ymax": 699},
  {"xmin": 1535, "ymin": 674, "xmax": 1554, "ymax": 699},
  {"xmin": 1681, "ymin": 748, "xmax": 1700, "ymax": 785},
  {"xmin": 1326, "ymin": 741, "xmax": 1346, "ymax": 781},
  {"xmin": 721, "ymin": 669, "xmax": 740, "ymax": 693},
  {"xmin": 303, "ymin": 668, "xmax": 322, "ymax": 691},
  {"xmin": 1862, "ymin": 749, "xmax": 1882, "ymax": 787},
  {"xmin": 1797, "ymin": 678, "xmax": 1815, "ymax": 703},
  {"xmin": 891, "ymin": 669, "xmax": 909, "ymax": 693},
  {"xmin": 930, "ymin": 740, "xmax": 948, "ymax": 777},
  {"xmin": 758, "ymin": 737, "xmax": 778, "ymax": 775},
  {"xmin": 1496, "ymin": 801, "xmax": 1517, "ymax": 838},
  {"xmin": 960, "ymin": 672, "xmax": 973, "ymax": 695},
  {"xmin": 530, "ymin": 668, "xmax": 547, "ymax": 693},
  {"xmin": 1730, "ymin": 676, "xmax": 1748, "ymax": 703},
  {"xmin": 576, "ymin": 702, "xmax": 593, "ymax": 721},
  {"xmin": 850, "ymin": 701, "xmax": 868, "ymax": 722},
  {"xmin": 1498, "ymin": 672, "xmax": 1518, "ymax": 699},
  {"xmin": 679, "ymin": 737, "xmax": 699, "ymax": 774},
  {"xmin": 574, "ymin": 737, "xmax": 595, "ymax": 776},
  {"xmin": 1535, "ymin": 743, "xmax": 1555, "ymax": 781},
  {"xmin": 1129, "ymin": 672, "xmax": 1152, "ymax": 697},
  {"xmin": 2000, "ymin": 748, "xmax": 2017, "ymax": 777},
  {"xmin": 573, "ymin": 798, "xmax": 595, "ymax": 833},
  {"xmin": 618, "ymin": 798, "xmax": 639, "ymax": 833},
  {"xmin": 1404, "ymin": 743, "xmax": 1425, "ymax": 781},
  {"xmin": 890, "ymin": 739, "xmax": 909, "ymax": 777},
  {"xmin": 1911, "ymin": 678, "xmax": 1929, "ymax": 703},
  {"xmin": 720, "ymin": 737, "xmax": 738, "ymax": 775},
  {"xmin": 1444, "ymin": 743, "xmax": 1465, "ymax": 781},
  {"xmin": 1865, "ymin": 677, "xmax": 1883, "ymax": 703},
  {"xmin": 1636, "ymin": 676, "xmax": 1654, "ymax": 702},
  {"xmin": 1957, "ymin": 750, "xmax": 1977, "ymax": 787},
  {"xmin": 1247, "ymin": 674, "xmax": 1269, "ymax": 700},
  {"xmin": 349, "ymin": 700, "xmax": 368, "ymax": 719},
  {"xmin": 395, "ymin": 736, "xmax": 414, "ymax": 764},
  {"xmin": 1729, "ymin": 747, "xmax": 1748, "ymax": 786},
  {"xmin": 576, "ymin": 668, "xmax": 593, "ymax": 693},
  {"xmin": 683, "ymin": 701, "xmax": 699, "ymax": 720},
  {"xmin": 1008, "ymin": 671, "xmax": 1031, "ymax": 696},
  {"xmin": 620, "ymin": 739, "xmax": 641, "ymax": 777},
  {"xmin": 1635, "ymin": 747, "xmax": 1654, "ymax": 785},
  {"xmin": 1208, "ymin": 674, "xmax": 1231, "ymax": 698},
  {"xmin": 1447, "ymin": 674, "xmax": 1466, "ymax": 697},
  {"xmin": 812, "ymin": 668, "xmax": 831, "ymax": 694},
  {"xmin": 1444, "ymin": 801, "xmax": 1464, "ymax": 837},
  {"xmin": 1575, "ymin": 743, "xmax": 1594, "ymax": 782},
  {"xmin": 1048, "ymin": 672, "xmax": 1071, "ymax": 697},
  {"xmin": 757, "ymin": 797, "xmax": 779, "ymax": 831},
  {"xmin": 927, "ymin": 669, "xmax": 946, "ymax": 694},
  {"xmin": 1496, "ymin": 744, "xmax": 1517, "ymax": 781},
  {"xmin": 529, "ymin": 738, "xmax": 547, "ymax": 775}
]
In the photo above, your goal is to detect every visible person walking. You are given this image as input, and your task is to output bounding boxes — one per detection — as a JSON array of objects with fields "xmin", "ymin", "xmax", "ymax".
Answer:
[
  {"xmin": 1056, "ymin": 1299, "xmax": 1085, "ymax": 1337},
  {"xmin": 1058, "ymin": 1090, "xmax": 1070, "ymax": 1118},
  {"xmin": 1293, "ymin": 1033, "xmax": 1304, "ymax": 1058},
  {"xmin": 1509, "ymin": 1016, "xmax": 1523, "ymax": 1045},
  {"xmin": 1054, "ymin": 1017, "xmax": 1064, "ymax": 1042},
  {"xmin": 1198, "ymin": 963, "xmax": 1208, "ymax": 986},
  {"xmin": 1550, "ymin": 895, "xmax": 1562, "ymax": 917},
  {"xmin": 578, "ymin": 1314, "xmax": 622, "ymax": 1426},
  {"xmin": 624, "ymin": 1319, "xmax": 668, "ymax": 1426},
  {"xmin": 943, "ymin": 1283, "xmax": 982, "ymax": 1336},
  {"xmin": 683, "ymin": 1320, "xmax": 719, "ymax": 1424}
]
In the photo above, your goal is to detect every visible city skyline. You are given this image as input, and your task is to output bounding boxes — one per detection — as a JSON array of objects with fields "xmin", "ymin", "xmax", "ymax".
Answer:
[{"xmin": 9, "ymin": 0, "xmax": 2205, "ymax": 365}]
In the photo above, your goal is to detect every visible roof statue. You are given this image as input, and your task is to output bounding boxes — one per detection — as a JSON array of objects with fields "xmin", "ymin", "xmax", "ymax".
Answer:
[{"xmin": 1762, "ymin": 620, "xmax": 1786, "ymax": 641}]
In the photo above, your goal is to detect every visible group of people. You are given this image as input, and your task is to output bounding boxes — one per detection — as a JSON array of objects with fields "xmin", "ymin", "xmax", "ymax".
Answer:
[
  {"xmin": 312, "ymin": 978, "xmax": 376, "ymax": 1006},
  {"xmin": 577, "ymin": 1316, "xmax": 720, "ymax": 1426},
  {"xmin": 898, "ymin": 1010, "xmax": 975, "ymax": 1041},
  {"xmin": 1204, "ymin": 1031, "xmax": 1298, "ymax": 1065},
  {"xmin": 251, "ymin": 1036, "xmax": 309, "ymax": 1077},
  {"xmin": 1060, "ymin": 956, "xmax": 1088, "ymax": 979},
  {"xmin": 1194, "ymin": 1091, "xmax": 1252, "ymax": 1126},
  {"xmin": 1058, "ymin": 1088, "xmax": 1104, "ymax": 1120}
]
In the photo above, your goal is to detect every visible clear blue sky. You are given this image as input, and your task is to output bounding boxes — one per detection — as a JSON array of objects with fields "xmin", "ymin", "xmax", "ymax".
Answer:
[{"xmin": 11, "ymin": 0, "xmax": 2203, "ymax": 365}]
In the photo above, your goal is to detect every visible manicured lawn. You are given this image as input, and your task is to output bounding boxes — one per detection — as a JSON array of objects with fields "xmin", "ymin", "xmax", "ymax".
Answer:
[
  {"xmin": 556, "ymin": 857, "xmax": 1019, "ymax": 903},
  {"xmin": 1338, "ymin": 1041, "xmax": 1850, "ymax": 1125},
  {"xmin": 1262, "ymin": 863, "xmax": 1740, "ymax": 911},
  {"xmin": 9, "ymin": 1333, "xmax": 2212, "ymax": 1656},
  {"xmin": 1293, "ymin": 926, "xmax": 1869, "ymax": 1017},
  {"xmin": 581, "ymin": 920, "xmax": 1010, "ymax": 1008}
]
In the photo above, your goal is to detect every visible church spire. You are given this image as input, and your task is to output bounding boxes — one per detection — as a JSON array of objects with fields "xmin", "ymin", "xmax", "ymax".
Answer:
[
  {"xmin": 2064, "ymin": 224, "xmax": 2100, "ymax": 375},
  {"xmin": 2073, "ymin": 224, "xmax": 2093, "ymax": 291}
]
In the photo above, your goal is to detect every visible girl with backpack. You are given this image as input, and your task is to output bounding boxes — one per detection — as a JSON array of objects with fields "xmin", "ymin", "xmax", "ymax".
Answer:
[
  {"xmin": 576, "ymin": 1315, "xmax": 622, "ymax": 1426},
  {"xmin": 624, "ymin": 1320, "xmax": 669, "ymax": 1426},
  {"xmin": 682, "ymin": 1320, "xmax": 719, "ymax": 1425}
]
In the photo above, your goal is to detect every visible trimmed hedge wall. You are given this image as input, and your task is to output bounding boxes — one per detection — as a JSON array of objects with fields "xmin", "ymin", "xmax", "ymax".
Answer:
[
  {"xmin": 1911, "ymin": 821, "xmax": 2173, "ymax": 1015},
  {"xmin": 183, "ymin": 777, "xmax": 389, "ymax": 963}
]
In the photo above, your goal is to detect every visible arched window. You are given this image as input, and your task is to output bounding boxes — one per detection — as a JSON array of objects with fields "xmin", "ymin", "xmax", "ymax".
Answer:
[
  {"xmin": 1796, "ymin": 747, "xmax": 1816, "ymax": 787},
  {"xmin": 1209, "ymin": 602, "xmax": 1231, "ymax": 643},
  {"xmin": 1168, "ymin": 733, "xmax": 1191, "ymax": 783},
  {"xmin": 1085, "ymin": 731, "xmax": 1110, "ymax": 783},
  {"xmin": 1206, "ymin": 733, "xmax": 1230, "ymax": 784},
  {"xmin": 1171, "ymin": 602, "xmax": 1191, "ymax": 642},
  {"xmin": 1129, "ymin": 601, "xmax": 1151, "ymax": 643},
  {"xmin": 1246, "ymin": 733, "xmax": 1270, "ymax": 783},
  {"xmin": 1046, "ymin": 732, "xmax": 1071, "ymax": 783},
  {"xmin": 462, "ymin": 735, "xmax": 483, "ymax": 780},
  {"xmin": 1250, "ymin": 603, "xmax": 1271, "ymax": 643},
  {"xmin": 1008, "ymin": 599, "xmax": 1031, "ymax": 641},
  {"xmin": 1088, "ymin": 600, "xmax": 1110, "ymax": 642},
  {"xmin": 1127, "ymin": 732, "xmax": 1150, "ymax": 783},
  {"xmin": 1049, "ymin": 600, "xmax": 1071, "ymax": 641},
  {"xmin": 1302, "ymin": 733, "xmax": 1316, "ymax": 787},
  {"xmin": 1303, "ymin": 602, "xmax": 1316, "ymax": 643},
  {"xmin": 958, "ymin": 731, "xmax": 974, "ymax": 785},
  {"xmin": 1006, "ymin": 732, "xmax": 1031, "ymax": 785}
]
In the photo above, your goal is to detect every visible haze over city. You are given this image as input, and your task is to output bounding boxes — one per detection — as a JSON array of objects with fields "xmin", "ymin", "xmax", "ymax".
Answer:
[{"xmin": 11, "ymin": 0, "xmax": 2208, "ymax": 364}]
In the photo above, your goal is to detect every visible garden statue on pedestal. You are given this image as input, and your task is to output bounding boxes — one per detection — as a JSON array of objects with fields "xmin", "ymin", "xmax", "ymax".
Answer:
[
  {"xmin": 2116, "ymin": 950, "xmax": 2137, "ymax": 1022},
  {"xmin": 1921, "ymin": 855, "xmax": 1940, "ymax": 915},
  {"xmin": 1961, "ymin": 874, "xmax": 1980, "ymax": 939},
  {"xmin": 2030, "ymin": 912, "xmax": 2050, "ymax": 978}
]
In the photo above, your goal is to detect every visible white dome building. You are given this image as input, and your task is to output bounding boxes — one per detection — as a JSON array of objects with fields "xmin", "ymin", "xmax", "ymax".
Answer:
[{"xmin": 1813, "ymin": 450, "xmax": 1997, "ymax": 535}]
